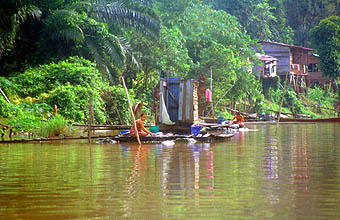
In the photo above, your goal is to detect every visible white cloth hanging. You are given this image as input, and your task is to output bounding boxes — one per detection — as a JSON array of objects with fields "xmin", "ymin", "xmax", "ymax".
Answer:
[{"xmin": 159, "ymin": 92, "xmax": 175, "ymax": 125}]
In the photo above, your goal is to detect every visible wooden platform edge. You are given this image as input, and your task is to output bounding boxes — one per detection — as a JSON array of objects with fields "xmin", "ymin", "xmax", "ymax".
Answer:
[{"xmin": 0, "ymin": 133, "xmax": 234, "ymax": 144}]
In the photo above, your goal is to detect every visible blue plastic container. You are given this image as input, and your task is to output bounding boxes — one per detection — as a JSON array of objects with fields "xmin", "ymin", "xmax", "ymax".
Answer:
[
  {"xmin": 217, "ymin": 116, "xmax": 225, "ymax": 124},
  {"xmin": 149, "ymin": 125, "xmax": 159, "ymax": 133},
  {"xmin": 190, "ymin": 125, "xmax": 202, "ymax": 135},
  {"xmin": 120, "ymin": 130, "xmax": 129, "ymax": 135}
]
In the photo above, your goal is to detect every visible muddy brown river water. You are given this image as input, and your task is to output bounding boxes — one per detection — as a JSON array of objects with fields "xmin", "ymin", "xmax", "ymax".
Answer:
[{"xmin": 0, "ymin": 122, "xmax": 340, "ymax": 219}]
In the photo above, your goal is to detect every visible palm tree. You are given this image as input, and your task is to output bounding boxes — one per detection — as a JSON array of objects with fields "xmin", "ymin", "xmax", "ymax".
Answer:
[
  {"xmin": 0, "ymin": 0, "xmax": 41, "ymax": 60},
  {"xmin": 42, "ymin": 0, "xmax": 160, "ymax": 83}
]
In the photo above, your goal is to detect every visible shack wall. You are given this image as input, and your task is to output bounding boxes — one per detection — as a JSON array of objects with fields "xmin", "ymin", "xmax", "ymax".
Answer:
[
  {"xmin": 260, "ymin": 43, "xmax": 291, "ymax": 76},
  {"xmin": 159, "ymin": 78, "xmax": 198, "ymax": 125},
  {"xmin": 178, "ymin": 79, "xmax": 199, "ymax": 125},
  {"xmin": 308, "ymin": 54, "xmax": 329, "ymax": 84}
]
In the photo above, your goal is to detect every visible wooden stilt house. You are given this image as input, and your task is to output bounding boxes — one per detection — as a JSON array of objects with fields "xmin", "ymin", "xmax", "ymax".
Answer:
[
  {"xmin": 307, "ymin": 54, "xmax": 330, "ymax": 86},
  {"xmin": 252, "ymin": 53, "xmax": 278, "ymax": 78},
  {"xmin": 254, "ymin": 41, "xmax": 315, "ymax": 93}
]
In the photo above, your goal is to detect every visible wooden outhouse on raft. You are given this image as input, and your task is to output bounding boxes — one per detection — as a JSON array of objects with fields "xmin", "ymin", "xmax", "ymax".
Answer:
[{"xmin": 159, "ymin": 77, "xmax": 199, "ymax": 126}]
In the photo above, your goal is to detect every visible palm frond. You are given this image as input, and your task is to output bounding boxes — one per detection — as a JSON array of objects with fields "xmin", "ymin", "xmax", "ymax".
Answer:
[
  {"xmin": 88, "ymin": 2, "xmax": 160, "ymax": 39},
  {"xmin": 85, "ymin": 35, "xmax": 123, "ymax": 83},
  {"xmin": 15, "ymin": 5, "xmax": 42, "ymax": 24},
  {"xmin": 47, "ymin": 9, "xmax": 77, "ymax": 21},
  {"xmin": 44, "ymin": 9, "xmax": 84, "ymax": 42},
  {"xmin": 84, "ymin": 22, "xmax": 127, "ymax": 67},
  {"xmin": 57, "ymin": 26, "xmax": 84, "ymax": 42},
  {"xmin": 0, "ymin": 4, "xmax": 41, "ymax": 57},
  {"xmin": 120, "ymin": 0, "xmax": 155, "ymax": 7},
  {"xmin": 69, "ymin": 1, "xmax": 93, "ymax": 10},
  {"xmin": 125, "ymin": 51, "xmax": 140, "ymax": 70},
  {"xmin": 102, "ymin": 36, "xmax": 126, "ymax": 68},
  {"xmin": 85, "ymin": 37, "xmax": 108, "ymax": 72}
]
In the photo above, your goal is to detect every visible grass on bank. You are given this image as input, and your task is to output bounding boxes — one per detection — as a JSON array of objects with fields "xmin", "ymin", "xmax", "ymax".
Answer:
[
  {"xmin": 1, "ymin": 113, "xmax": 78, "ymax": 139},
  {"xmin": 40, "ymin": 114, "xmax": 78, "ymax": 138},
  {"xmin": 215, "ymin": 86, "xmax": 339, "ymax": 119}
]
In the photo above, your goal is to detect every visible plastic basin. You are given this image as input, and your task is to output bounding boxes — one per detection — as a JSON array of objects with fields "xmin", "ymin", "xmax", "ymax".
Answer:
[{"xmin": 149, "ymin": 125, "xmax": 159, "ymax": 133}]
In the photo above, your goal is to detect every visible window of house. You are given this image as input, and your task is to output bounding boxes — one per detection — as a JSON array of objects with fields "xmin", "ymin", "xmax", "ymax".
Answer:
[
  {"xmin": 308, "ymin": 63, "xmax": 319, "ymax": 72},
  {"xmin": 271, "ymin": 65, "xmax": 276, "ymax": 74},
  {"xmin": 265, "ymin": 66, "xmax": 270, "ymax": 75}
]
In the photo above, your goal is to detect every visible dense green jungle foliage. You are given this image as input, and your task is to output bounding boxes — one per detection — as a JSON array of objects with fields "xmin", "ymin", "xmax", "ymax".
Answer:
[{"xmin": 1, "ymin": 0, "xmax": 340, "ymax": 137}]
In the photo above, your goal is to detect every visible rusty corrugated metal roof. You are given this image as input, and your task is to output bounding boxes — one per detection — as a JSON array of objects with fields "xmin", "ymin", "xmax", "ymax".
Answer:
[
  {"xmin": 259, "ymin": 41, "xmax": 315, "ymax": 51},
  {"xmin": 255, "ymin": 53, "xmax": 277, "ymax": 62}
]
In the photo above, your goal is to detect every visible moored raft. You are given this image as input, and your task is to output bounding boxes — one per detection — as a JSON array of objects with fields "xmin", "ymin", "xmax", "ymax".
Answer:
[
  {"xmin": 0, "ymin": 133, "xmax": 234, "ymax": 143},
  {"xmin": 111, "ymin": 133, "xmax": 234, "ymax": 143}
]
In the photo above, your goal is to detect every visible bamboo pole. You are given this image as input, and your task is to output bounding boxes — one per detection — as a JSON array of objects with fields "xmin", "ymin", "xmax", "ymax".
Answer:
[
  {"xmin": 208, "ymin": 85, "xmax": 234, "ymax": 115},
  {"xmin": 210, "ymin": 67, "xmax": 215, "ymax": 119},
  {"xmin": 209, "ymin": 85, "xmax": 234, "ymax": 113},
  {"xmin": 0, "ymin": 88, "xmax": 10, "ymax": 103},
  {"xmin": 88, "ymin": 88, "xmax": 92, "ymax": 140},
  {"xmin": 92, "ymin": 62, "xmax": 96, "ymax": 136},
  {"xmin": 150, "ymin": 73, "xmax": 156, "ymax": 123},
  {"xmin": 121, "ymin": 76, "xmax": 141, "ymax": 145},
  {"xmin": 114, "ymin": 106, "xmax": 124, "ymax": 125},
  {"xmin": 275, "ymin": 71, "xmax": 290, "ymax": 135},
  {"xmin": 88, "ymin": 62, "xmax": 96, "ymax": 140}
]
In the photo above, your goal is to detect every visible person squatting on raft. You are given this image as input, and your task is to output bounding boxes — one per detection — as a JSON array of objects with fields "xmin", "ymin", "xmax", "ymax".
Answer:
[
  {"xmin": 130, "ymin": 112, "xmax": 156, "ymax": 137},
  {"xmin": 231, "ymin": 111, "xmax": 245, "ymax": 128}
]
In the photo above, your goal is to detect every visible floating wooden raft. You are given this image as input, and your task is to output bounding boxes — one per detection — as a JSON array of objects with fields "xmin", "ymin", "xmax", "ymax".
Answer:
[
  {"xmin": 110, "ymin": 133, "xmax": 234, "ymax": 143},
  {"xmin": 0, "ymin": 133, "xmax": 234, "ymax": 144}
]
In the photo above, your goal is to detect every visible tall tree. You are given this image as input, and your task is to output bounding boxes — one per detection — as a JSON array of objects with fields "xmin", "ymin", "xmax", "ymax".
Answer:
[
  {"xmin": 268, "ymin": 0, "xmax": 294, "ymax": 43},
  {"xmin": 310, "ymin": 16, "xmax": 340, "ymax": 79},
  {"xmin": 208, "ymin": 0, "xmax": 293, "ymax": 43},
  {"xmin": 176, "ymin": 3, "xmax": 259, "ymax": 105},
  {"xmin": 0, "ymin": 0, "xmax": 41, "ymax": 76},
  {"xmin": 285, "ymin": 0, "xmax": 316, "ymax": 46},
  {"xmin": 153, "ymin": 0, "xmax": 201, "ymax": 26},
  {"xmin": 284, "ymin": 0, "xmax": 340, "ymax": 46}
]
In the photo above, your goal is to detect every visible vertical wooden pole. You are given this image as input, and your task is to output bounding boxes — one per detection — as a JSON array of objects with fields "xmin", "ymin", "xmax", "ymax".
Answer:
[
  {"xmin": 121, "ymin": 76, "xmax": 141, "ymax": 145},
  {"xmin": 275, "ymin": 71, "xmax": 290, "ymax": 135},
  {"xmin": 9, "ymin": 128, "xmax": 12, "ymax": 140},
  {"xmin": 210, "ymin": 67, "xmax": 215, "ymax": 119},
  {"xmin": 92, "ymin": 62, "xmax": 96, "ymax": 136},
  {"xmin": 150, "ymin": 73, "xmax": 156, "ymax": 124},
  {"xmin": 88, "ymin": 90, "xmax": 92, "ymax": 140},
  {"xmin": 245, "ymin": 98, "xmax": 247, "ymax": 112},
  {"xmin": 88, "ymin": 61, "xmax": 96, "ymax": 140},
  {"xmin": 0, "ymin": 88, "xmax": 10, "ymax": 103},
  {"xmin": 115, "ymin": 106, "xmax": 124, "ymax": 125}
]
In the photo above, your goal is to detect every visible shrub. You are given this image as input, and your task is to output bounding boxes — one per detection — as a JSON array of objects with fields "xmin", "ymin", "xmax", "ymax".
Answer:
[
  {"xmin": 7, "ymin": 56, "xmax": 109, "ymax": 124},
  {"xmin": 11, "ymin": 56, "xmax": 100, "ymax": 97},
  {"xmin": 43, "ymin": 84, "xmax": 106, "ymax": 124},
  {"xmin": 0, "ymin": 77, "xmax": 17, "ymax": 97},
  {"xmin": 0, "ymin": 96, "xmax": 13, "ymax": 118},
  {"xmin": 4, "ymin": 103, "xmax": 52, "ymax": 123},
  {"xmin": 101, "ymin": 85, "xmax": 137, "ymax": 125},
  {"xmin": 40, "ymin": 114, "xmax": 77, "ymax": 137}
]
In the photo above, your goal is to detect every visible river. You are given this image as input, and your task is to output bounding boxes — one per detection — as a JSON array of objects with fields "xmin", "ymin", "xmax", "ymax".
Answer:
[{"xmin": 0, "ymin": 122, "xmax": 340, "ymax": 220}]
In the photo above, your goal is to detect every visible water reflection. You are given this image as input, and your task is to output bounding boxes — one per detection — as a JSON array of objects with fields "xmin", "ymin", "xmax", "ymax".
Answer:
[
  {"xmin": 1, "ymin": 123, "xmax": 340, "ymax": 219},
  {"xmin": 157, "ymin": 142, "xmax": 215, "ymax": 209},
  {"xmin": 264, "ymin": 137, "xmax": 279, "ymax": 180}
]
